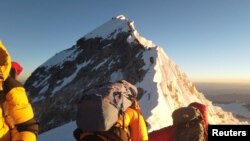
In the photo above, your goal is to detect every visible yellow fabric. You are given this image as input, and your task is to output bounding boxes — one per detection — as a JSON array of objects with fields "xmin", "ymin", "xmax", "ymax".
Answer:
[
  {"xmin": 116, "ymin": 107, "xmax": 148, "ymax": 141},
  {"xmin": 0, "ymin": 41, "xmax": 36, "ymax": 140},
  {"xmin": 0, "ymin": 87, "xmax": 36, "ymax": 141},
  {"xmin": 12, "ymin": 131, "xmax": 36, "ymax": 141},
  {"xmin": 0, "ymin": 41, "xmax": 11, "ymax": 80},
  {"xmin": 6, "ymin": 87, "xmax": 35, "ymax": 124},
  {"xmin": 0, "ymin": 108, "xmax": 10, "ymax": 139}
]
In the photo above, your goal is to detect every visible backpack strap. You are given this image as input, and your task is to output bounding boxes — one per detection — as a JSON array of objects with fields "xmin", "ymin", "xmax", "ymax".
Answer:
[
  {"xmin": 15, "ymin": 118, "xmax": 39, "ymax": 137},
  {"xmin": 99, "ymin": 132, "xmax": 118, "ymax": 141},
  {"xmin": 111, "ymin": 124, "xmax": 130, "ymax": 141},
  {"xmin": 3, "ymin": 76, "xmax": 23, "ymax": 94}
]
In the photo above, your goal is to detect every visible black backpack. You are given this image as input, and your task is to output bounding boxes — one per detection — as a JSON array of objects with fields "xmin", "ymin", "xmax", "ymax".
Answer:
[{"xmin": 73, "ymin": 126, "xmax": 129, "ymax": 141}]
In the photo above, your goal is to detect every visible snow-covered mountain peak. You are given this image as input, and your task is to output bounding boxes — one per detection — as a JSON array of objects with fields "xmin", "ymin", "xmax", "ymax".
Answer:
[
  {"xmin": 84, "ymin": 15, "xmax": 131, "ymax": 40},
  {"xmin": 40, "ymin": 15, "xmax": 155, "ymax": 76},
  {"xmin": 24, "ymin": 15, "xmax": 247, "ymax": 135},
  {"xmin": 83, "ymin": 14, "xmax": 155, "ymax": 48}
]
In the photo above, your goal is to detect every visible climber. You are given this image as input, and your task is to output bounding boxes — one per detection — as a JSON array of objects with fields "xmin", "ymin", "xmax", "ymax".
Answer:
[
  {"xmin": 149, "ymin": 102, "xmax": 208, "ymax": 141},
  {"xmin": 74, "ymin": 80, "xmax": 148, "ymax": 141},
  {"xmin": 0, "ymin": 41, "xmax": 38, "ymax": 141},
  {"xmin": 114, "ymin": 100, "xmax": 148, "ymax": 141}
]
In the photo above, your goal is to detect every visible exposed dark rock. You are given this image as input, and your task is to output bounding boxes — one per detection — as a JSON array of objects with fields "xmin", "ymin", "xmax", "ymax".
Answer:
[{"xmin": 24, "ymin": 32, "xmax": 148, "ymax": 133}]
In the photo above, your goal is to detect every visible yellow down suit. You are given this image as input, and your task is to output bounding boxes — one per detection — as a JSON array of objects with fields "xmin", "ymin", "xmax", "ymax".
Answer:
[
  {"xmin": 0, "ymin": 41, "xmax": 38, "ymax": 141},
  {"xmin": 115, "ymin": 106, "xmax": 148, "ymax": 141}
]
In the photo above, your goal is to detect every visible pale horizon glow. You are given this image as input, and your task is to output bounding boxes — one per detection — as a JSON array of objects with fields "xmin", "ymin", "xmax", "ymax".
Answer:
[
  {"xmin": 192, "ymin": 77, "xmax": 250, "ymax": 84},
  {"xmin": 1, "ymin": 0, "xmax": 250, "ymax": 83}
]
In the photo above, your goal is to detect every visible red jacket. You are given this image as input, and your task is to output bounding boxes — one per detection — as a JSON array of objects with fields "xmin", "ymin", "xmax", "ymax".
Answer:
[{"xmin": 149, "ymin": 125, "xmax": 177, "ymax": 141}]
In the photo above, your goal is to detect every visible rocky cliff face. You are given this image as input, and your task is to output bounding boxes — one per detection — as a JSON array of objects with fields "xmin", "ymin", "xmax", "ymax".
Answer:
[{"xmin": 24, "ymin": 15, "xmax": 244, "ymax": 133}]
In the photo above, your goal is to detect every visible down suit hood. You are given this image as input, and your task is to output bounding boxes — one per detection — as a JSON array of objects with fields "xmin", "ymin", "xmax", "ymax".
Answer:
[{"xmin": 0, "ymin": 41, "xmax": 11, "ymax": 80}]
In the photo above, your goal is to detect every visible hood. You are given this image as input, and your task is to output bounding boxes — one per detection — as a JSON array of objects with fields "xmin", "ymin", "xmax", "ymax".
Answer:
[{"xmin": 0, "ymin": 41, "xmax": 12, "ymax": 80}]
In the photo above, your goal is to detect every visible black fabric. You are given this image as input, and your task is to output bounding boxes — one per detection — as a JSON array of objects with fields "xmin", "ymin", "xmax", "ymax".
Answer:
[
  {"xmin": 80, "ymin": 135, "xmax": 104, "ymax": 141},
  {"xmin": 73, "ymin": 128, "xmax": 82, "ymax": 141},
  {"xmin": 16, "ymin": 118, "xmax": 39, "ymax": 137},
  {"xmin": 3, "ymin": 76, "xmax": 22, "ymax": 95},
  {"xmin": 9, "ymin": 69, "xmax": 16, "ymax": 78},
  {"xmin": 0, "ymin": 91, "xmax": 5, "ymax": 103},
  {"xmin": 74, "ymin": 126, "xmax": 127, "ymax": 141},
  {"xmin": 109, "ymin": 126, "xmax": 129, "ymax": 141}
]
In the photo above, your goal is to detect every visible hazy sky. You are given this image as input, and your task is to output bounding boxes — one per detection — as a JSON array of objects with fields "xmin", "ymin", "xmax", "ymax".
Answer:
[{"xmin": 1, "ymin": 0, "xmax": 250, "ymax": 83}]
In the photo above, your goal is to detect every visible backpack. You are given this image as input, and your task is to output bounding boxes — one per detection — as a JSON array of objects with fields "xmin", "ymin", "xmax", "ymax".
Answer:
[
  {"xmin": 172, "ymin": 106, "xmax": 206, "ymax": 141},
  {"xmin": 75, "ymin": 80, "xmax": 137, "ymax": 140}
]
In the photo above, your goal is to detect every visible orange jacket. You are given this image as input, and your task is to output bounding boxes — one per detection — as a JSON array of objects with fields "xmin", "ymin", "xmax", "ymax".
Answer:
[
  {"xmin": 116, "ymin": 107, "xmax": 148, "ymax": 141},
  {"xmin": 0, "ymin": 41, "xmax": 38, "ymax": 141}
]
